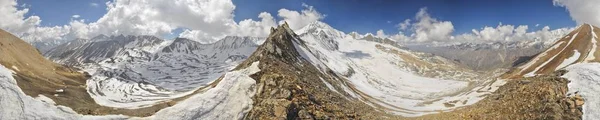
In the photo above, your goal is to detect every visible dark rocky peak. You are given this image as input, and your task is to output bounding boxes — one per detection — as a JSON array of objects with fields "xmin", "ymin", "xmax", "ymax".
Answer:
[{"xmin": 249, "ymin": 22, "xmax": 305, "ymax": 63}]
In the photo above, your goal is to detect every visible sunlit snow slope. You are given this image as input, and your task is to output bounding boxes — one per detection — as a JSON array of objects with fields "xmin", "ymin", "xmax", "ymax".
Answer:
[
  {"xmin": 292, "ymin": 21, "xmax": 503, "ymax": 116},
  {"xmin": 563, "ymin": 63, "xmax": 600, "ymax": 120}
]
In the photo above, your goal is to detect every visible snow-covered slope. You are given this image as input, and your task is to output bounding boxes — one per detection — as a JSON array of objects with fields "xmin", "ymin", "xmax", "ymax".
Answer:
[
  {"xmin": 285, "ymin": 21, "xmax": 502, "ymax": 117},
  {"xmin": 1, "ymin": 60, "xmax": 261, "ymax": 119},
  {"xmin": 563, "ymin": 63, "xmax": 600, "ymax": 120},
  {"xmin": 507, "ymin": 24, "xmax": 600, "ymax": 78},
  {"xmin": 45, "ymin": 35, "xmax": 261, "ymax": 108},
  {"xmin": 44, "ymin": 35, "xmax": 165, "ymax": 66}
]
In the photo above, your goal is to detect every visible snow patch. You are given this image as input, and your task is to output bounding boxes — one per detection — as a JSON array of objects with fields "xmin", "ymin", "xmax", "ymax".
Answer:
[
  {"xmin": 563, "ymin": 63, "xmax": 600, "ymax": 120},
  {"xmin": 11, "ymin": 66, "xmax": 19, "ymax": 71},
  {"xmin": 319, "ymin": 77, "xmax": 339, "ymax": 94},
  {"xmin": 35, "ymin": 95, "xmax": 56, "ymax": 105},
  {"xmin": 586, "ymin": 24, "xmax": 598, "ymax": 61},
  {"xmin": 557, "ymin": 50, "xmax": 580, "ymax": 70}
]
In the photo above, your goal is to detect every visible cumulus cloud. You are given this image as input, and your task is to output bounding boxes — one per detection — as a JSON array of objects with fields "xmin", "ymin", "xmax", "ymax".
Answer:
[
  {"xmin": 453, "ymin": 24, "xmax": 573, "ymax": 43},
  {"xmin": 398, "ymin": 19, "xmax": 411, "ymax": 30},
  {"xmin": 73, "ymin": 0, "xmax": 238, "ymax": 41},
  {"xmin": 277, "ymin": 3, "xmax": 324, "ymax": 30},
  {"xmin": 90, "ymin": 3, "xmax": 99, "ymax": 7},
  {"xmin": 379, "ymin": 7, "xmax": 574, "ymax": 44},
  {"xmin": 375, "ymin": 29, "xmax": 388, "ymax": 38},
  {"xmin": 393, "ymin": 7, "xmax": 454, "ymax": 42},
  {"xmin": 1, "ymin": 0, "xmax": 325, "ymax": 43},
  {"xmin": 553, "ymin": 0, "xmax": 600, "ymax": 27},
  {"xmin": 0, "ymin": 0, "xmax": 71, "ymax": 42},
  {"xmin": 231, "ymin": 12, "xmax": 277, "ymax": 37}
]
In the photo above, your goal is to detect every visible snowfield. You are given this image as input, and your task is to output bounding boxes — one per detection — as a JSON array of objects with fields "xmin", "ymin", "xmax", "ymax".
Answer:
[
  {"xmin": 0, "ymin": 61, "xmax": 261, "ymax": 119},
  {"xmin": 73, "ymin": 37, "xmax": 259, "ymax": 108},
  {"xmin": 293, "ymin": 22, "xmax": 501, "ymax": 117},
  {"xmin": 563, "ymin": 63, "xmax": 600, "ymax": 120}
]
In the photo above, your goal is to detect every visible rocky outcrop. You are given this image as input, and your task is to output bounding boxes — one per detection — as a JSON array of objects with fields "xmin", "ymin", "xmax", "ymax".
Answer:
[
  {"xmin": 418, "ymin": 71, "xmax": 583, "ymax": 119},
  {"xmin": 238, "ymin": 23, "xmax": 392, "ymax": 119}
]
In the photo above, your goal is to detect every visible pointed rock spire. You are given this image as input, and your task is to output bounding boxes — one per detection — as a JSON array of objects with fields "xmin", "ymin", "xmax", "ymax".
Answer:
[
  {"xmin": 270, "ymin": 27, "xmax": 276, "ymax": 33},
  {"xmin": 282, "ymin": 21, "xmax": 290, "ymax": 29}
]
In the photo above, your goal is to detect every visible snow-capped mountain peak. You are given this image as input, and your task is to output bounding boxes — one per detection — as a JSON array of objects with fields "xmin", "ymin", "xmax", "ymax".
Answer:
[{"xmin": 297, "ymin": 21, "xmax": 346, "ymax": 39}]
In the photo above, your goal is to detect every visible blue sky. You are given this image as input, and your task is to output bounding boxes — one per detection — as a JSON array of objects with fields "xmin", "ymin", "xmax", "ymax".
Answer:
[
  {"xmin": 233, "ymin": 0, "xmax": 575, "ymax": 34},
  {"xmin": 18, "ymin": 0, "xmax": 108, "ymax": 26},
  {"xmin": 17, "ymin": 0, "xmax": 575, "ymax": 36}
]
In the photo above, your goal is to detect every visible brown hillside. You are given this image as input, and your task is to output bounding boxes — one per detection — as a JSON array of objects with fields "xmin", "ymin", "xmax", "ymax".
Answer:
[{"xmin": 504, "ymin": 24, "xmax": 600, "ymax": 78}]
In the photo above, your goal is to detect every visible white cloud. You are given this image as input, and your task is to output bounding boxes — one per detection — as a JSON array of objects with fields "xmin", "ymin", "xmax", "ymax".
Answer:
[
  {"xmin": 554, "ymin": 0, "xmax": 600, "ymax": 27},
  {"xmin": 1, "ymin": 0, "xmax": 324, "ymax": 43},
  {"xmin": 0, "ymin": 0, "xmax": 71, "ymax": 42},
  {"xmin": 398, "ymin": 19, "xmax": 411, "ymax": 30},
  {"xmin": 277, "ymin": 3, "xmax": 324, "ymax": 30},
  {"xmin": 535, "ymin": 24, "xmax": 540, "ymax": 27},
  {"xmin": 376, "ymin": 29, "xmax": 388, "ymax": 38},
  {"xmin": 77, "ymin": 0, "xmax": 238, "ymax": 41},
  {"xmin": 393, "ymin": 7, "xmax": 454, "ymax": 42},
  {"xmin": 5, "ymin": 0, "xmax": 568, "ymax": 45},
  {"xmin": 452, "ymin": 24, "xmax": 573, "ymax": 44},
  {"xmin": 230, "ymin": 12, "xmax": 277, "ymax": 37},
  {"xmin": 90, "ymin": 3, "xmax": 99, "ymax": 7},
  {"xmin": 386, "ymin": 7, "xmax": 573, "ymax": 44}
]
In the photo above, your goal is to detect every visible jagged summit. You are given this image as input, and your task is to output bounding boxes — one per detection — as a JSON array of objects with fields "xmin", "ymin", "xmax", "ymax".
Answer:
[
  {"xmin": 506, "ymin": 23, "xmax": 600, "ymax": 78},
  {"xmin": 239, "ymin": 22, "xmax": 305, "ymax": 65},
  {"xmin": 232, "ymin": 22, "xmax": 389, "ymax": 119}
]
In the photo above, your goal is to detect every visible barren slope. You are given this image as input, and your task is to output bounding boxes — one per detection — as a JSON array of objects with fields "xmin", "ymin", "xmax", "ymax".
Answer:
[{"xmin": 506, "ymin": 24, "xmax": 600, "ymax": 78}]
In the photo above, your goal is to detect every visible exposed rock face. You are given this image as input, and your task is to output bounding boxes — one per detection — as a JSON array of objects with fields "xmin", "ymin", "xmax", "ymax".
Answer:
[{"xmin": 238, "ymin": 23, "xmax": 391, "ymax": 119}]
